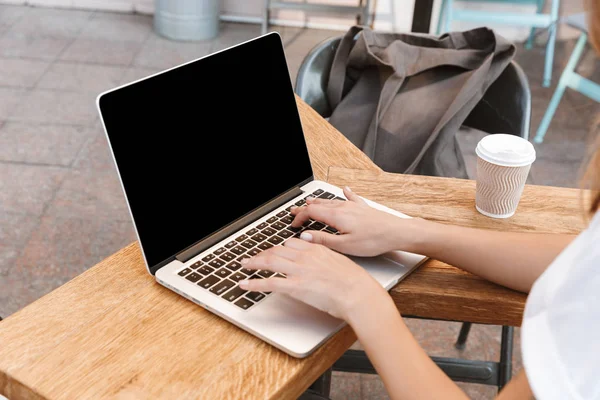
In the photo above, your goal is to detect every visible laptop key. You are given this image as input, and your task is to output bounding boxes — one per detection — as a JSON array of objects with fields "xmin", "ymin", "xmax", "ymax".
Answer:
[
  {"xmin": 308, "ymin": 221, "xmax": 326, "ymax": 230},
  {"xmin": 246, "ymin": 228, "xmax": 258, "ymax": 236},
  {"xmin": 258, "ymin": 270, "xmax": 274, "ymax": 278},
  {"xmin": 198, "ymin": 275, "xmax": 220, "ymax": 289},
  {"xmin": 202, "ymin": 254, "xmax": 215, "ymax": 262},
  {"xmin": 208, "ymin": 259, "xmax": 225, "ymax": 268},
  {"xmin": 189, "ymin": 261, "xmax": 203, "ymax": 270},
  {"xmin": 226, "ymin": 261, "xmax": 242, "ymax": 271},
  {"xmin": 224, "ymin": 240, "xmax": 237, "ymax": 249},
  {"xmin": 242, "ymin": 267, "xmax": 255, "ymax": 275},
  {"xmin": 324, "ymin": 226, "xmax": 338, "ymax": 234},
  {"xmin": 223, "ymin": 286, "xmax": 247, "ymax": 302},
  {"xmin": 230, "ymin": 245, "xmax": 246, "ymax": 255},
  {"xmin": 235, "ymin": 234, "xmax": 248, "ymax": 242},
  {"xmin": 178, "ymin": 268, "xmax": 192, "ymax": 277},
  {"xmin": 257, "ymin": 222, "xmax": 268, "ymax": 229},
  {"xmin": 198, "ymin": 265, "xmax": 215, "ymax": 275},
  {"xmin": 271, "ymin": 221, "xmax": 286, "ymax": 230},
  {"xmin": 185, "ymin": 272, "xmax": 202, "ymax": 283},
  {"xmin": 335, "ymin": 196, "xmax": 346, "ymax": 201},
  {"xmin": 251, "ymin": 233, "xmax": 267, "ymax": 242},
  {"xmin": 267, "ymin": 236, "xmax": 284, "ymax": 245},
  {"xmin": 318, "ymin": 191, "xmax": 336, "ymax": 200},
  {"xmin": 261, "ymin": 227, "xmax": 276, "ymax": 236},
  {"xmin": 295, "ymin": 199, "xmax": 306, "ymax": 207},
  {"xmin": 247, "ymin": 248, "xmax": 261, "ymax": 257},
  {"xmin": 276, "ymin": 210, "xmax": 287, "ymax": 218},
  {"xmin": 274, "ymin": 273, "xmax": 286, "ymax": 279},
  {"xmin": 246, "ymin": 292, "xmax": 266, "ymax": 302},
  {"xmin": 312, "ymin": 189, "xmax": 324, "ymax": 196},
  {"xmin": 219, "ymin": 252, "xmax": 235, "ymax": 262},
  {"xmin": 229, "ymin": 272, "xmax": 247, "ymax": 282},
  {"xmin": 214, "ymin": 247, "xmax": 226, "ymax": 255},
  {"xmin": 241, "ymin": 239, "xmax": 257, "ymax": 249},
  {"xmin": 234, "ymin": 298, "xmax": 254, "ymax": 310},
  {"xmin": 257, "ymin": 242, "xmax": 273, "ymax": 251},
  {"xmin": 210, "ymin": 279, "xmax": 235, "ymax": 296},
  {"xmin": 237, "ymin": 254, "xmax": 250, "ymax": 263},
  {"xmin": 266, "ymin": 216, "xmax": 278, "ymax": 223},
  {"xmin": 280, "ymin": 215, "xmax": 294, "ymax": 225},
  {"xmin": 215, "ymin": 268, "xmax": 232, "ymax": 278},
  {"xmin": 277, "ymin": 229, "xmax": 293, "ymax": 239}
]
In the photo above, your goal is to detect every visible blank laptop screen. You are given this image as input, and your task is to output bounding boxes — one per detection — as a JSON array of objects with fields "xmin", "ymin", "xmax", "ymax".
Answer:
[{"xmin": 98, "ymin": 32, "xmax": 313, "ymax": 270}]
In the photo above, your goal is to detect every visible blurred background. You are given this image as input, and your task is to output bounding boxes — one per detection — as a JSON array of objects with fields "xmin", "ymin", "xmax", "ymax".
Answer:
[{"xmin": 0, "ymin": 0, "xmax": 597, "ymax": 398}]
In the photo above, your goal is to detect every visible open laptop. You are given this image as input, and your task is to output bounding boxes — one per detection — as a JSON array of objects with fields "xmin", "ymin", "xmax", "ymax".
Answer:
[{"xmin": 96, "ymin": 31, "xmax": 427, "ymax": 358}]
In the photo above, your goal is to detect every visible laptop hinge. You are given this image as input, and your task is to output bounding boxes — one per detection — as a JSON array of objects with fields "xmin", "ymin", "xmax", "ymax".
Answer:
[{"xmin": 175, "ymin": 185, "xmax": 307, "ymax": 264}]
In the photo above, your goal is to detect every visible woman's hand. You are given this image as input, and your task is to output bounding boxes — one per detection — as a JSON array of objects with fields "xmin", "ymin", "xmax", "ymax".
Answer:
[
  {"xmin": 238, "ymin": 237, "xmax": 389, "ymax": 321},
  {"xmin": 291, "ymin": 186, "xmax": 424, "ymax": 257}
]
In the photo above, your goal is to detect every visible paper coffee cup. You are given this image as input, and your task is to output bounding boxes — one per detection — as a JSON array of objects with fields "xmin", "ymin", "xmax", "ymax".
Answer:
[{"xmin": 475, "ymin": 134, "xmax": 536, "ymax": 219}]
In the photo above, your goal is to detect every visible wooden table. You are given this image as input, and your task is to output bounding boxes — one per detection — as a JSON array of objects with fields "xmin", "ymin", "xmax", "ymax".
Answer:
[{"xmin": 0, "ymin": 96, "xmax": 586, "ymax": 400}]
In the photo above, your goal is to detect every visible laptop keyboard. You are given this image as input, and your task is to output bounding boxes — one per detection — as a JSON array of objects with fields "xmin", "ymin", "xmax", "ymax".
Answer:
[{"xmin": 176, "ymin": 188, "xmax": 344, "ymax": 310}]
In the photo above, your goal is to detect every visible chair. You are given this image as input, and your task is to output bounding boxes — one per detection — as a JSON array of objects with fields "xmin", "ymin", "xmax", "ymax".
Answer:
[
  {"xmin": 436, "ymin": 0, "xmax": 560, "ymax": 88},
  {"xmin": 534, "ymin": 13, "xmax": 600, "ymax": 143},
  {"xmin": 295, "ymin": 35, "xmax": 532, "ymax": 393}
]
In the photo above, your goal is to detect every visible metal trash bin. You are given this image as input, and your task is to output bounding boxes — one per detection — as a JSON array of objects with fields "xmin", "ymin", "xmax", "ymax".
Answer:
[{"xmin": 154, "ymin": 0, "xmax": 220, "ymax": 41}]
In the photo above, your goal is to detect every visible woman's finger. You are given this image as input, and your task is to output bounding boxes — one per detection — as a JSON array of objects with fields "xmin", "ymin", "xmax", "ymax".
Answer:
[
  {"xmin": 239, "ymin": 274, "xmax": 294, "ymax": 293},
  {"xmin": 290, "ymin": 203, "xmax": 341, "ymax": 228},
  {"xmin": 282, "ymin": 236, "xmax": 314, "ymax": 250},
  {"xmin": 241, "ymin": 251, "xmax": 297, "ymax": 275},
  {"xmin": 305, "ymin": 197, "xmax": 345, "ymax": 206},
  {"xmin": 343, "ymin": 186, "xmax": 367, "ymax": 205}
]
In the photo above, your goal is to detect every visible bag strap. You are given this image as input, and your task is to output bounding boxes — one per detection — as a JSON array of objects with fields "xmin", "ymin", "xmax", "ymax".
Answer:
[{"xmin": 326, "ymin": 25, "xmax": 364, "ymax": 110}]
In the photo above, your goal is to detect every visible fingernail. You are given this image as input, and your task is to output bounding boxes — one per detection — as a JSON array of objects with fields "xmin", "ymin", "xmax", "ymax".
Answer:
[
  {"xmin": 241, "ymin": 258, "xmax": 249, "ymax": 264},
  {"xmin": 306, "ymin": 196, "xmax": 315, "ymax": 202},
  {"xmin": 300, "ymin": 232, "xmax": 313, "ymax": 242},
  {"xmin": 345, "ymin": 186, "xmax": 352, "ymax": 192},
  {"xmin": 239, "ymin": 280, "xmax": 249, "ymax": 288}
]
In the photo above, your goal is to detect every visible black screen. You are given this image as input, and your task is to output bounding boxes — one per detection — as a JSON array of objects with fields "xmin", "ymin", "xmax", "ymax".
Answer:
[{"xmin": 98, "ymin": 32, "xmax": 313, "ymax": 270}]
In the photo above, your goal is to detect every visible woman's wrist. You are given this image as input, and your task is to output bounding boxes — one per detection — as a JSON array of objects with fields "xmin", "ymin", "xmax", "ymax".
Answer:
[
  {"xmin": 344, "ymin": 282, "xmax": 399, "ymax": 331},
  {"xmin": 393, "ymin": 216, "xmax": 445, "ymax": 256}
]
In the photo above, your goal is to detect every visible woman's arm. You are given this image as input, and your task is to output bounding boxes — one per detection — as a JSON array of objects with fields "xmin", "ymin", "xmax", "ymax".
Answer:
[
  {"xmin": 348, "ymin": 291, "xmax": 535, "ymax": 400},
  {"xmin": 403, "ymin": 218, "xmax": 576, "ymax": 293}
]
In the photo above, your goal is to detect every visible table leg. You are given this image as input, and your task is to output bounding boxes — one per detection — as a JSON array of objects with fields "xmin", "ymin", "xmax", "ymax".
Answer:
[{"xmin": 307, "ymin": 367, "xmax": 332, "ymax": 397}]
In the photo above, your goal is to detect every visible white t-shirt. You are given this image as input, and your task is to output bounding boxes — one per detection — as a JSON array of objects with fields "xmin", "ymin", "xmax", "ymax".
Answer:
[{"xmin": 521, "ymin": 210, "xmax": 600, "ymax": 400}]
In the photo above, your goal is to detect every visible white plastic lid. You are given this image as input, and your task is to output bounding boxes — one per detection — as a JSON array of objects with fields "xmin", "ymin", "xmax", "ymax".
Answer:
[{"xmin": 475, "ymin": 134, "xmax": 536, "ymax": 167}]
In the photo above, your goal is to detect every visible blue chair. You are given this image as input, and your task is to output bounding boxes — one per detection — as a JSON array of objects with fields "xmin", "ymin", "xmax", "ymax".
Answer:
[
  {"xmin": 436, "ymin": 0, "xmax": 560, "ymax": 88},
  {"xmin": 534, "ymin": 13, "xmax": 600, "ymax": 143}
]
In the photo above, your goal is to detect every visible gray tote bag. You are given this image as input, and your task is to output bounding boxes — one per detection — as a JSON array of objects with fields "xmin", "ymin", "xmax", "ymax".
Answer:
[{"xmin": 326, "ymin": 25, "xmax": 516, "ymax": 178}]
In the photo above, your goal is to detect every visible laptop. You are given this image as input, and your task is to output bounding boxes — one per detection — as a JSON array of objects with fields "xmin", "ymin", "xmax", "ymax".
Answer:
[{"xmin": 96, "ymin": 31, "xmax": 428, "ymax": 358}]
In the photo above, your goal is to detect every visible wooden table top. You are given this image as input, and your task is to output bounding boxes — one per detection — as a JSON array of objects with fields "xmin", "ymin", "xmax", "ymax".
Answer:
[{"xmin": 0, "ymin": 96, "xmax": 586, "ymax": 400}]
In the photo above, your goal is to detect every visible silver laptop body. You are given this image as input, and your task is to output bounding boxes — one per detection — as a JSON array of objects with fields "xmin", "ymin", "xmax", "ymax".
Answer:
[{"xmin": 96, "ymin": 31, "xmax": 427, "ymax": 358}]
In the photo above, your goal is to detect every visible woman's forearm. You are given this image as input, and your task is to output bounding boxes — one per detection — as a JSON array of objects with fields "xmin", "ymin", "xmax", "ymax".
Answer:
[
  {"xmin": 403, "ymin": 218, "xmax": 576, "ymax": 293},
  {"xmin": 347, "ymin": 291, "xmax": 468, "ymax": 400}
]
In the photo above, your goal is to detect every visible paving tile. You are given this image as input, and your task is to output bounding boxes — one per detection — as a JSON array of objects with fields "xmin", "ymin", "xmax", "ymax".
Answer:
[
  {"xmin": 79, "ymin": 11, "xmax": 152, "ymax": 43},
  {"xmin": 4, "ymin": 215, "xmax": 136, "ymax": 317},
  {"xmin": 60, "ymin": 38, "xmax": 143, "ymax": 66},
  {"xmin": 0, "ymin": 122, "xmax": 90, "ymax": 166},
  {"xmin": 0, "ymin": 162, "xmax": 67, "ymax": 216},
  {"xmin": 72, "ymin": 125, "xmax": 116, "ymax": 170},
  {"xmin": 329, "ymin": 371, "xmax": 362, "ymax": 400},
  {"xmin": 0, "ymin": 32, "xmax": 71, "ymax": 60},
  {"xmin": 0, "ymin": 4, "xmax": 28, "ymax": 33},
  {"xmin": 132, "ymin": 32, "xmax": 213, "ymax": 70},
  {"xmin": 210, "ymin": 22, "xmax": 263, "ymax": 53},
  {"xmin": 0, "ymin": 58, "xmax": 48, "ymax": 88},
  {"xmin": 0, "ymin": 211, "xmax": 40, "ymax": 250},
  {"xmin": 46, "ymin": 168, "xmax": 131, "ymax": 222},
  {"xmin": 359, "ymin": 374, "xmax": 388, "ymax": 400},
  {"xmin": 10, "ymin": 90, "xmax": 98, "ymax": 126},
  {"xmin": 37, "ymin": 62, "xmax": 127, "ymax": 93},
  {"xmin": 119, "ymin": 66, "xmax": 162, "ymax": 85},
  {"xmin": 7, "ymin": 6, "xmax": 92, "ymax": 38},
  {"xmin": 0, "ymin": 87, "xmax": 27, "ymax": 119}
]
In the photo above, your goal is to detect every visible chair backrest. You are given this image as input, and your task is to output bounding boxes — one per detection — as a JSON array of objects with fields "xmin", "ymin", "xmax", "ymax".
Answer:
[{"xmin": 294, "ymin": 36, "xmax": 531, "ymax": 140}]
